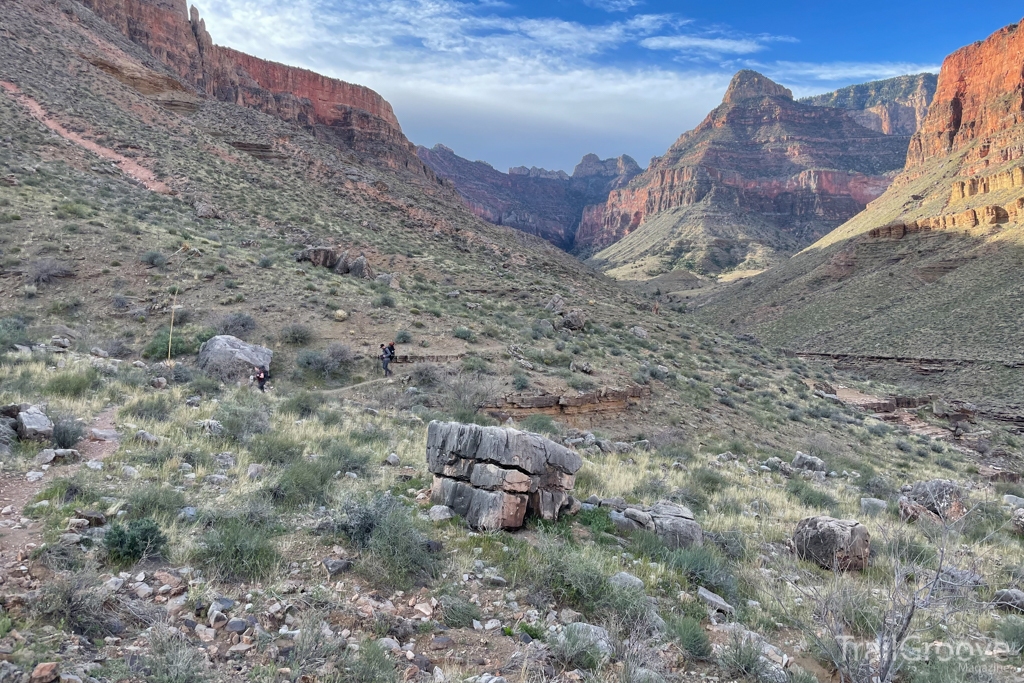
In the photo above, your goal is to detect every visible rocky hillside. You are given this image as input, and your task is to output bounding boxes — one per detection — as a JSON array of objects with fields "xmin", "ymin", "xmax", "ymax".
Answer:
[
  {"xmin": 695, "ymin": 20, "xmax": 1024, "ymax": 407},
  {"xmin": 583, "ymin": 70, "xmax": 909, "ymax": 280},
  {"xmin": 800, "ymin": 73, "xmax": 938, "ymax": 136},
  {"xmin": 417, "ymin": 145, "xmax": 641, "ymax": 251}
]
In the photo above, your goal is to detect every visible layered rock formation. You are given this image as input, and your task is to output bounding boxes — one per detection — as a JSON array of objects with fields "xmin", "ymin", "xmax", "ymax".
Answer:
[
  {"xmin": 800, "ymin": 74, "xmax": 937, "ymax": 136},
  {"xmin": 426, "ymin": 421, "xmax": 582, "ymax": 530},
  {"xmin": 417, "ymin": 145, "xmax": 641, "ymax": 251},
  {"xmin": 583, "ymin": 70, "xmax": 908, "ymax": 276},
  {"xmin": 696, "ymin": 19, "xmax": 1024, "ymax": 406},
  {"xmin": 78, "ymin": 0, "xmax": 431, "ymax": 174}
]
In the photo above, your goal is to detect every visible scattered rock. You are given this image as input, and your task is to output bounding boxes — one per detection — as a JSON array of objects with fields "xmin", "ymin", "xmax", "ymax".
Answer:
[
  {"xmin": 90, "ymin": 428, "xmax": 120, "ymax": 442},
  {"xmin": 792, "ymin": 452, "xmax": 826, "ymax": 472},
  {"xmin": 384, "ymin": 453, "xmax": 401, "ymax": 467},
  {"xmin": 34, "ymin": 448, "xmax": 79, "ymax": 465},
  {"xmin": 1013, "ymin": 508, "xmax": 1024, "ymax": 535},
  {"xmin": 85, "ymin": 460, "xmax": 104, "ymax": 470},
  {"xmin": 697, "ymin": 586, "xmax": 734, "ymax": 615},
  {"xmin": 247, "ymin": 464, "xmax": 266, "ymax": 480},
  {"xmin": 322, "ymin": 558, "xmax": 353, "ymax": 576},
  {"xmin": 609, "ymin": 571, "xmax": 644, "ymax": 591},
  {"xmin": 860, "ymin": 498, "xmax": 887, "ymax": 516},
  {"xmin": 136, "ymin": 430, "xmax": 160, "ymax": 444},
  {"xmin": 150, "ymin": 377, "xmax": 168, "ymax": 390},
  {"xmin": 90, "ymin": 347, "xmax": 109, "ymax": 358},
  {"xmin": 906, "ymin": 479, "xmax": 966, "ymax": 521},
  {"xmin": 1004, "ymin": 494, "xmax": 1024, "ymax": 509},
  {"xmin": 428, "ymin": 505, "xmax": 454, "ymax": 523},
  {"xmin": 121, "ymin": 465, "xmax": 139, "ymax": 479},
  {"xmin": 629, "ymin": 326, "xmax": 648, "ymax": 339},
  {"xmin": 225, "ymin": 618, "xmax": 248, "ymax": 634},
  {"xmin": 993, "ymin": 589, "xmax": 1024, "ymax": 612},
  {"xmin": 793, "ymin": 516, "xmax": 870, "ymax": 571},
  {"xmin": 561, "ymin": 309, "xmax": 586, "ymax": 331},
  {"xmin": 378, "ymin": 637, "xmax": 400, "ymax": 651},
  {"xmin": 561, "ymin": 623, "xmax": 613, "ymax": 657},
  {"xmin": 29, "ymin": 662, "xmax": 59, "ymax": 683},
  {"xmin": 17, "ymin": 406, "xmax": 53, "ymax": 441},
  {"xmin": 333, "ymin": 310, "xmax": 349, "ymax": 322},
  {"xmin": 26, "ymin": 471, "xmax": 45, "ymax": 483}
]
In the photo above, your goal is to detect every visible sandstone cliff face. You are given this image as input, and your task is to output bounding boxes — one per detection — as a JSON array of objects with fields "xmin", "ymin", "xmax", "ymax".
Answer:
[
  {"xmin": 800, "ymin": 74, "xmax": 937, "ymax": 136},
  {"xmin": 417, "ymin": 145, "xmax": 641, "ymax": 251},
  {"xmin": 695, "ymin": 19, "xmax": 1024, "ymax": 395},
  {"xmin": 79, "ymin": 0, "xmax": 427, "ymax": 174},
  {"xmin": 581, "ymin": 70, "xmax": 908, "ymax": 275}
]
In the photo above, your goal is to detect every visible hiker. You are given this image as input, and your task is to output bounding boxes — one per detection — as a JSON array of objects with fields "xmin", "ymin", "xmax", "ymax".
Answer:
[
  {"xmin": 253, "ymin": 365, "xmax": 267, "ymax": 392},
  {"xmin": 378, "ymin": 342, "xmax": 389, "ymax": 378}
]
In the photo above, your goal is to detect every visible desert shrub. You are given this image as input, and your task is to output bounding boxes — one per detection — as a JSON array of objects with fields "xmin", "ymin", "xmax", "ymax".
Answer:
[
  {"xmin": 362, "ymin": 505, "xmax": 440, "ymax": 591},
  {"xmin": 718, "ymin": 631, "xmax": 770, "ymax": 681},
  {"xmin": 144, "ymin": 627, "xmax": 208, "ymax": 683},
  {"xmin": 0, "ymin": 316, "xmax": 28, "ymax": 350},
  {"xmin": 170, "ymin": 363, "xmax": 193, "ymax": 384},
  {"xmin": 142, "ymin": 326, "xmax": 214, "ymax": 359},
  {"xmin": 55, "ymin": 201, "xmax": 92, "ymax": 219},
  {"xmin": 44, "ymin": 368, "xmax": 100, "ymax": 398},
  {"xmin": 666, "ymin": 545, "xmax": 736, "ymax": 598},
  {"xmin": 193, "ymin": 518, "xmax": 280, "ymax": 581},
  {"xmin": 279, "ymin": 390, "xmax": 323, "ymax": 417},
  {"xmin": 258, "ymin": 256, "xmax": 274, "ymax": 268},
  {"xmin": 338, "ymin": 494, "xmax": 404, "ymax": 546},
  {"xmin": 33, "ymin": 571, "xmax": 120, "ymax": 637},
  {"xmin": 104, "ymin": 517, "xmax": 168, "ymax": 566},
  {"xmin": 345, "ymin": 640, "xmax": 396, "ymax": 683},
  {"xmin": 122, "ymin": 394, "xmax": 173, "ymax": 421},
  {"xmin": 395, "ymin": 329, "xmax": 413, "ymax": 343},
  {"xmin": 452, "ymin": 326, "xmax": 474, "ymax": 341},
  {"xmin": 296, "ymin": 344, "xmax": 355, "ymax": 379},
  {"xmin": 287, "ymin": 613, "xmax": 346, "ymax": 677},
  {"xmin": 690, "ymin": 467, "xmax": 728, "ymax": 494},
  {"xmin": 28, "ymin": 258, "xmax": 74, "ymax": 284},
  {"xmin": 521, "ymin": 414, "xmax": 560, "ymax": 436},
  {"xmin": 103, "ymin": 338, "xmax": 134, "ymax": 359},
  {"xmin": 548, "ymin": 626, "xmax": 606, "ymax": 671},
  {"xmin": 439, "ymin": 595, "xmax": 481, "ymax": 628},
  {"xmin": 216, "ymin": 312, "xmax": 256, "ymax": 339},
  {"xmin": 52, "ymin": 414, "xmax": 85, "ymax": 449},
  {"xmin": 280, "ymin": 323, "xmax": 314, "ymax": 345},
  {"xmin": 127, "ymin": 487, "xmax": 186, "ymax": 521},
  {"xmin": 786, "ymin": 478, "xmax": 839, "ymax": 513},
  {"xmin": 373, "ymin": 293, "xmax": 395, "ymax": 308},
  {"xmin": 249, "ymin": 432, "xmax": 305, "ymax": 465},
  {"xmin": 997, "ymin": 616, "xmax": 1024, "ymax": 655},
  {"xmin": 266, "ymin": 458, "xmax": 341, "ymax": 508},
  {"xmin": 512, "ymin": 373, "xmax": 530, "ymax": 391},
  {"xmin": 409, "ymin": 363, "xmax": 442, "ymax": 387},
  {"xmin": 666, "ymin": 615, "xmax": 711, "ymax": 659},
  {"xmin": 141, "ymin": 250, "xmax": 167, "ymax": 267},
  {"xmin": 439, "ymin": 373, "xmax": 500, "ymax": 422},
  {"xmin": 214, "ymin": 392, "xmax": 271, "ymax": 442}
]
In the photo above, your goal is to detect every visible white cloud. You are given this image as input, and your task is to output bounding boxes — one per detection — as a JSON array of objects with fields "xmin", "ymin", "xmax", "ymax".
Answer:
[
  {"xmin": 764, "ymin": 60, "xmax": 940, "ymax": 86},
  {"xmin": 196, "ymin": 0, "xmax": 933, "ymax": 171},
  {"xmin": 582, "ymin": 0, "xmax": 642, "ymax": 12}
]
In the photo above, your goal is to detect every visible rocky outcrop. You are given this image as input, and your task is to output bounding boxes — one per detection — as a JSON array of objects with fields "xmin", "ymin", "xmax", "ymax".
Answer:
[
  {"xmin": 903, "ymin": 479, "xmax": 967, "ymax": 521},
  {"xmin": 581, "ymin": 70, "xmax": 908, "ymax": 274},
  {"xmin": 793, "ymin": 516, "xmax": 870, "ymax": 571},
  {"xmin": 197, "ymin": 335, "xmax": 273, "ymax": 381},
  {"xmin": 800, "ymin": 74, "xmax": 937, "ymax": 136},
  {"xmin": 417, "ymin": 145, "xmax": 641, "ymax": 251},
  {"xmin": 609, "ymin": 500, "xmax": 703, "ymax": 549},
  {"xmin": 426, "ymin": 421, "xmax": 582, "ymax": 530},
  {"xmin": 78, "ymin": 0, "xmax": 434, "ymax": 176}
]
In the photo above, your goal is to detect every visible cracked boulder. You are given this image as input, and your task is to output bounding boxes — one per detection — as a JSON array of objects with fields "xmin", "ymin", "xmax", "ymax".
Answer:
[
  {"xmin": 427, "ymin": 421, "xmax": 582, "ymax": 530},
  {"xmin": 793, "ymin": 516, "xmax": 870, "ymax": 571},
  {"xmin": 197, "ymin": 335, "xmax": 273, "ymax": 381}
]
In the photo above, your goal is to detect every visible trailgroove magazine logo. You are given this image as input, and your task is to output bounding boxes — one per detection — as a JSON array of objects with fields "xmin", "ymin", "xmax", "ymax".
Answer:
[{"xmin": 838, "ymin": 635, "xmax": 1016, "ymax": 664}]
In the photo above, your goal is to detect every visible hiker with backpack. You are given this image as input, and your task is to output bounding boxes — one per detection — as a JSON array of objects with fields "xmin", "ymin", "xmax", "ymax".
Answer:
[
  {"xmin": 380, "ymin": 343, "xmax": 393, "ymax": 377},
  {"xmin": 253, "ymin": 365, "xmax": 268, "ymax": 392}
]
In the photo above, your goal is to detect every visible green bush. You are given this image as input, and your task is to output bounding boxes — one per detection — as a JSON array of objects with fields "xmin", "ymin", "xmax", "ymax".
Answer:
[
  {"xmin": 280, "ymin": 323, "xmax": 314, "ymax": 345},
  {"xmin": 279, "ymin": 390, "xmax": 323, "ymax": 417},
  {"xmin": 216, "ymin": 312, "xmax": 256, "ymax": 339},
  {"xmin": 55, "ymin": 202, "xmax": 93, "ymax": 219},
  {"xmin": 127, "ymin": 487, "xmax": 186, "ymax": 521},
  {"xmin": 144, "ymin": 627, "xmax": 208, "ymax": 683},
  {"xmin": 373, "ymin": 293, "xmax": 395, "ymax": 308},
  {"xmin": 346, "ymin": 640, "xmax": 397, "ymax": 683},
  {"xmin": 266, "ymin": 458, "xmax": 341, "ymax": 508},
  {"xmin": 44, "ymin": 369, "xmax": 100, "ymax": 398},
  {"xmin": 0, "ymin": 317, "xmax": 28, "ymax": 351},
  {"xmin": 141, "ymin": 250, "xmax": 167, "ymax": 267},
  {"xmin": 666, "ymin": 615, "xmax": 711, "ymax": 659},
  {"xmin": 122, "ymin": 394, "xmax": 174, "ymax": 421},
  {"xmin": 249, "ymin": 432, "xmax": 305, "ymax": 465},
  {"xmin": 452, "ymin": 326, "xmax": 474, "ymax": 341},
  {"xmin": 363, "ymin": 506, "xmax": 440, "ymax": 591},
  {"xmin": 104, "ymin": 517, "xmax": 168, "ymax": 566},
  {"xmin": 718, "ymin": 631, "xmax": 769, "ymax": 681},
  {"xmin": 997, "ymin": 616, "xmax": 1024, "ymax": 655},
  {"xmin": 548, "ymin": 626, "xmax": 606, "ymax": 671},
  {"xmin": 193, "ymin": 518, "xmax": 280, "ymax": 581},
  {"xmin": 142, "ymin": 327, "xmax": 215, "ymax": 359},
  {"xmin": 786, "ymin": 478, "xmax": 839, "ymax": 513},
  {"xmin": 438, "ymin": 595, "xmax": 481, "ymax": 628},
  {"xmin": 521, "ymin": 414, "xmax": 560, "ymax": 436},
  {"xmin": 512, "ymin": 373, "xmax": 530, "ymax": 391},
  {"xmin": 395, "ymin": 329, "xmax": 413, "ymax": 343},
  {"xmin": 52, "ymin": 414, "xmax": 85, "ymax": 449},
  {"xmin": 296, "ymin": 344, "xmax": 355, "ymax": 379},
  {"xmin": 214, "ymin": 392, "xmax": 271, "ymax": 442},
  {"xmin": 33, "ymin": 571, "xmax": 120, "ymax": 637},
  {"xmin": 666, "ymin": 545, "xmax": 736, "ymax": 598}
]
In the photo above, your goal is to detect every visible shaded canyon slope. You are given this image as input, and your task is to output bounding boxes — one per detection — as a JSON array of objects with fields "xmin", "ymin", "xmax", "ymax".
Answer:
[
  {"xmin": 696, "ymin": 20, "xmax": 1024, "ymax": 406},
  {"xmin": 416, "ymin": 145, "xmax": 642, "ymax": 251},
  {"xmin": 800, "ymin": 73, "xmax": 938, "ymax": 136},
  {"xmin": 583, "ymin": 70, "xmax": 911, "ymax": 280}
]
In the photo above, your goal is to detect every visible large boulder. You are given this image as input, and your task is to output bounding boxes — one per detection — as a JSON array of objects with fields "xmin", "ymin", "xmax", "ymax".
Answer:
[
  {"xmin": 906, "ymin": 479, "xmax": 966, "ymax": 521},
  {"xmin": 793, "ymin": 516, "xmax": 870, "ymax": 571},
  {"xmin": 348, "ymin": 255, "xmax": 374, "ymax": 279},
  {"xmin": 17, "ymin": 406, "xmax": 53, "ymax": 441},
  {"xmin": 197, "ymin": 335, "xmax": 273, "ymax": 381},
  {"xmin": 792, "ymin": 452, "xmax": 826, "ymax": 472},
  {"xmin": 296, "ymin": 246, "xmax": 343, "ymax": 269},
  {"xmin": 561, "ymin": 309, "xmax": 586, "ymax": 331},
  {"xmin": 427, "ymin": 421, "xmax": 582, "ymax": 530},
  {"xmin": 650, "ymin": 501, "xmax": 703, "ymax": 549}
]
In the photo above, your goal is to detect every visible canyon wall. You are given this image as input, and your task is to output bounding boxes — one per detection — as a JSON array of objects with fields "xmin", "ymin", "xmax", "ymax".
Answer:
[
  {"xmin": 800, "ymin": 74, "xmax": 937, "ymax": 136},
  {"xmin": 582, "ymin": 70, "xmax": 908, "ymax": 275},
  {"xmin": 417, "ymin": 145, "xmax": 641, "ymax": 251},
  {"xmin": 79, "ymin": 0, "xmax": 424, "ymax": 172}
]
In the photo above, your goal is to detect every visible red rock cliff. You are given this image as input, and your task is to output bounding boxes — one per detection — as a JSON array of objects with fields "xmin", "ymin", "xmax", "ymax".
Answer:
[
  {"xmin": 907, "ymin": 20, "xmax": 1024, "ymax": 168},
  {"xmin": 578, "ymin": 70, "xmax": 908, "ymax": 271},
  {"xmin": 79, "ymin": 0, "xmax": 415, "ymax": 167}
]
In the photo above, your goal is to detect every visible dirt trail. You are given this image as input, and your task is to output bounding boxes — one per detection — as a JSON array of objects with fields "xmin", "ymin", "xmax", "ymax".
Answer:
[
  {"xmin": 0, "ymin": 408, "xmax": 119, "ymax": 571},
  {"xmin": 0, "ymin": 80, "xmax": 170, "ymax": 193}
]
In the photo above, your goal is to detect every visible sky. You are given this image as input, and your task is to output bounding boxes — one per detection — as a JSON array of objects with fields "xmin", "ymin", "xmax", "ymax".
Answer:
[{"xmin": 197, "ymin": 1, "xmax": 1022, "ymax": 173}]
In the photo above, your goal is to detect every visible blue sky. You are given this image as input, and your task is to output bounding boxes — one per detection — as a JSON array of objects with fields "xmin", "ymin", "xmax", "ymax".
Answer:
[{"xmin": 198, "ymin": 1, "xmax": 1021, "ymax": 173}]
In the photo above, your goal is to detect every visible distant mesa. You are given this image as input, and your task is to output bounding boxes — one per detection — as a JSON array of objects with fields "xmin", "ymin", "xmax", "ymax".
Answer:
[
  {"xmin": 416, "ymin": 145, "xmax": 642, "ymax": 252},
  {"xmin": 801, "ymin": 73, "xmax": 938, "ymax": 136}
]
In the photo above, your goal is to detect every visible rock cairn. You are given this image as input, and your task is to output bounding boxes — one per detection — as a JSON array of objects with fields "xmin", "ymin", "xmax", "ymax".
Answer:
[{"xmin": 427, "ymin": 421, "xmax": 582, "ymax": 530}]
